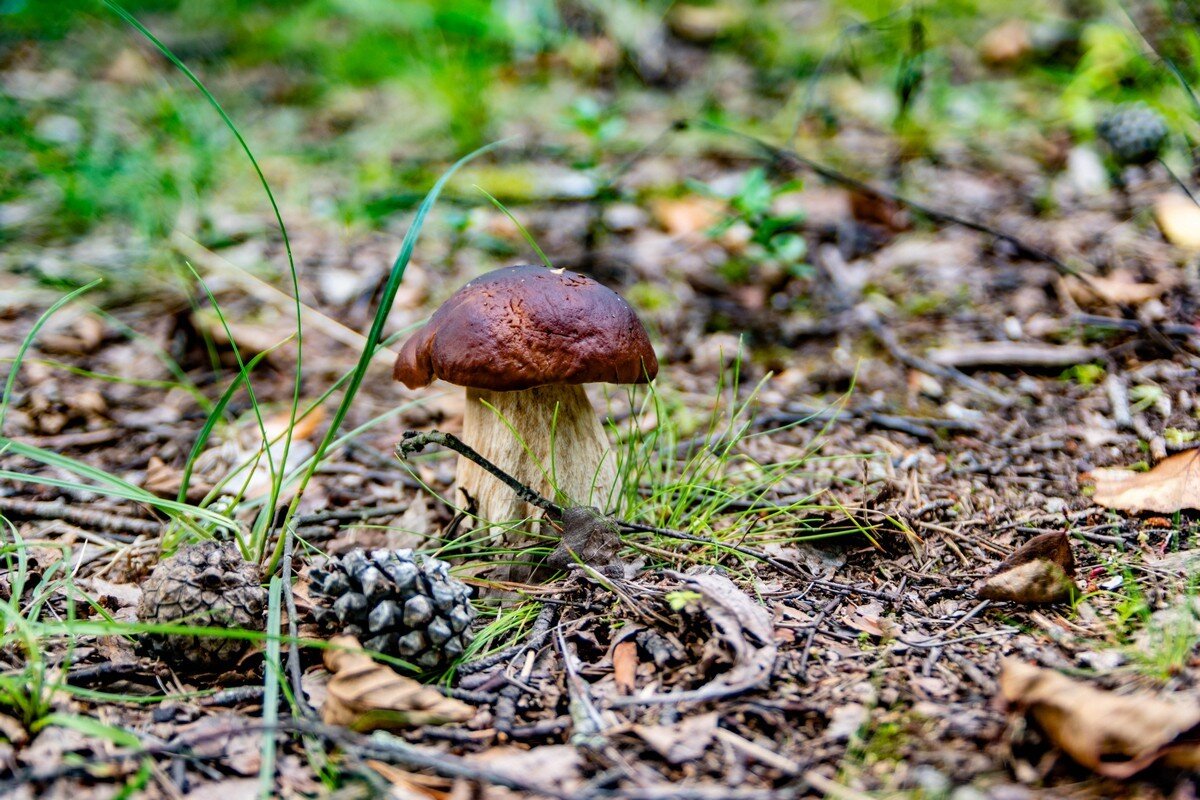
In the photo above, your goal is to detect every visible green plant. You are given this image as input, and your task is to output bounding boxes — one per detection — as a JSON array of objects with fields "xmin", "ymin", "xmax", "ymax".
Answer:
[{"xmin": 691, "ymin": 167, "xmax": 809, "ymax": 282}]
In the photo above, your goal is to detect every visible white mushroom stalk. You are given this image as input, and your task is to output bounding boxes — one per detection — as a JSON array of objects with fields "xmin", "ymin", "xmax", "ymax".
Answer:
[{"xmin": 458, "ymin": 384, "xmax": 616, "ymax": 542}]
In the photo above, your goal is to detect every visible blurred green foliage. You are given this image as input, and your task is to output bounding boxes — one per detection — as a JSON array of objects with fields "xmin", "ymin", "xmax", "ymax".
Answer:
[{"xmin": 1, "ymin": 0, "xmax": 1197, "ymax": 283}]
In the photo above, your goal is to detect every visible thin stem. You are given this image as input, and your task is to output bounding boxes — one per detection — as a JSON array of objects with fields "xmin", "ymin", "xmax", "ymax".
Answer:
[{"xmin": 396, "ymin": 431, "xmax": 564, "ymax": 518}]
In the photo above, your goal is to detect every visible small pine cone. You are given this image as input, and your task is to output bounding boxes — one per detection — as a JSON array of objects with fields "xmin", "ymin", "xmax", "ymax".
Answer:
[
  {"xmin": 308, "ymin": 549, "xmax": 476, "ymax": 671},
  {"xmin": 137, "ymin": 541, "xmax": 265, "ymax": 670},
  {"xmin": 1097, "ymin": 103, "xmax": 1168, "ymax": 165}
]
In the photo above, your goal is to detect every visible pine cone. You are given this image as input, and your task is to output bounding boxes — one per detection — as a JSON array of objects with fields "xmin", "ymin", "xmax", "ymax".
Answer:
[
  {"xmin": 308, "ymin": 549, "xmax": 476, "ymax": 671},
  {"xmin": 137, "ymin": 541, "xmax": 266, "ymax": 670},
  {"xmin": 1097, "ymin": 104, "xmax": 1168, "ymax": 165}
]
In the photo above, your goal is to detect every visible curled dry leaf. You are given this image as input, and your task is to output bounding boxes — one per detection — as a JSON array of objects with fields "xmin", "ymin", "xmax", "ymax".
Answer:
[
  {"xmin": 321, "ymin": 636, "xmax": 473, "ymax": 731},
  {"xmin": 1155, "ymin": 193, "xmax": 1200, "ymax": 251},
  {"xmin": 999, "ymin": 659, "xmax": 1200, "ymax": 778},
  {"xmin": 633, "ymin": 571, "xmax": 777, "ymax": 704},
  {"xmin": 1085, "ymin": 449, "xmax": 1200, "ymax": 514},
  {"xmin": 976, "ymin": 532, "xmax": 1078, "ymax": 604}
]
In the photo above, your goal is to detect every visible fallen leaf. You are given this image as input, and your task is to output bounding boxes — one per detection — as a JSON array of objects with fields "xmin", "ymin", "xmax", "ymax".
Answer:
[
  {"xmin": 191, "ymin": 406, "xmax": 325, "ymax": 501},
  {"xmin": 172, "ymin": 713, "xmax": 262, "ymax": 776},
  {"xmin": 322, "ymin": 636, "xmax": 473, "ymax": 731},
  {"xmin": 849, "ymin": 189, "xmax": 909, "ymax": 232},
  {"xmin": 77, "ymin": 576, "xmax": 142, "ymax": 620},
  {"xmin": 366, "ymin": 760, "xmax": 451, "ymax": 800},
  {"xmin": 999, "ymin": 659, "xmax": 1200, "ymax": 778},
  {"xmin": 612, "ymin": 639, "xmax": 638, "ymax": 694},
  {"xmin": 843, "ymin": 602, "xmax": 899, "ymax": 638},
  {"xmin": 650, "ymin": 196, "xmax": 724, "ymax": 238},
  {"xmin": 1155, "ymin": 193, "xmax": 1200, "ymax": 250},
  {"xmin": 634, "ymin": 713, "xmax": 718, "ymax": 764},
  {"xmin": 976, "ymin": 532, "xmax": 1078, "ymax": 604},
  {"xmin": 1085, "ymin": 449, "xmax": 1200, "ymax": 513},
  {"xmin": 143, "ymin": 455, "xmax": 211, "ymax": 501},
  {"xmin": 1067, "ymin": 269, "xmax": 1171, "ymax": 307},
  {"xmin": 636, "ymin": 571, "xmax": 777, "ymax": 704},
  {"xmin": 548, "ymin": 506, "xmax": 623, "ymax": 571},
  {"xmin": 979, "ymin": 19, "xmax": 1032, "ymax": 66},
  {"xmin": 468, "ymin": 745, "xmax": 585, "ymax": 798}
]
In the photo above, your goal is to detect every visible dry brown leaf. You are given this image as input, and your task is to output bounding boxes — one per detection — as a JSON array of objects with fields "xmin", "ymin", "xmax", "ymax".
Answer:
[
  {"xmin": 1085, "ymin": 449, "xmax": 1200, "ymax": 513},
  {"xmin": 843, "ymin": 601, "xmax": 899, "ymax": 638},
  {"xmin": 613, "ymin": 639, "xmax": 638, "ymax": 694},
  {"xmin": 979, "ymin": 19, "xmax": 1032, "ymax": 67},
  {"xmin": 633, "ymin": 571, "xmax": 777, "ymax": 704},
  {"xmin": 1066, "ymin": 269, "xmax": 1171, "ymax": 307},
  {"xmin": 172, "ymin": 713, "xmax": 262, "ymax": 776},
  {"xmin": 322, "ymin": 636, "xmax": 474, "ymax": 731},
  {"xmin": 263, "ymin": 406, "xmax": 325, "ymax": 441},
  {"xmin": 143, "ymin": 455, "xmax": 211, "ymax": 501},
  {"xmin": 999, "ymin": 659, "xmax": 1200, "ymax": 778},
  {"xmin": 366, "ymin": 760, "xmax": 451, "ymax": 800},
  {"xmin": 976, "ymin": 532, "xmax": 1078, "ymax": 604},
  {"xmin": 468, "ymin": 745, "xmax": 585, "ymax": 800},
  {"xmin": 1155, "ymin": 193, "xmax": 1200, "ymax": 251},
  {"xmin": 650, "ymin": 196, "xmax": 724, "ymax": 237},
  {"xmin": 634, "ymin": 713, "xmax": 718, "ymax": 764}
]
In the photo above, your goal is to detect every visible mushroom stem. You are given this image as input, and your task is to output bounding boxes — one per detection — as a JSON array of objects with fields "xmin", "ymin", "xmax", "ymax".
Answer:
[{"xmin": 458, "ymin": 384, "xmax": 616, "ymax": 556}]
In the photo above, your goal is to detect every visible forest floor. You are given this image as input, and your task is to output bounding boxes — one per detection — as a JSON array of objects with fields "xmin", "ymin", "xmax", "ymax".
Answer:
[{"xmin": 2, "ymin": 2, "xmax": 1200, "ymax": 799}]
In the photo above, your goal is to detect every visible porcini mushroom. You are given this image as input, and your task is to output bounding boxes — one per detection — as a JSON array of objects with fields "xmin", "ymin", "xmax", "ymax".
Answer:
[{"xmin": 394, "ymin": 265, "xmax": 657, "ymax": 565}]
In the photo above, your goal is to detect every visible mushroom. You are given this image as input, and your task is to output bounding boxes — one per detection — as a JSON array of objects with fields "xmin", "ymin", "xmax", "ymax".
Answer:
[{"xmin": 394, "ymin": 265, "xmax": 657, "ymax": 563}]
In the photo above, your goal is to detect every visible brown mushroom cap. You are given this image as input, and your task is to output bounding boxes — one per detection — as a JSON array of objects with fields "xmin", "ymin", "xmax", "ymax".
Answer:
[{"xmin": 394, "ymin": 265, "xmax": 658, "ymax": 392}]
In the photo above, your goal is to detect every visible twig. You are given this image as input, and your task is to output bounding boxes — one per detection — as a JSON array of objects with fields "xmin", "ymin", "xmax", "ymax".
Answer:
[
  {"xmin": 0, "ymin": 497, "xmax": 160, "ymax": 536},
  {"xmin": 292, "ymin": 504, "xmax": 411, "ymax": 527},
  {"xmin": 458, "ymin": 599, "xmax": 559, "ymax": 675},
  {"xmin": 863, "ymin": 313, "xmax": 1012, "ymax": 407},
  {"xmin": 1071, "ymin": 313, "xmax": 1199, "ymax": 340},
  {"xmin": 798, "ymin": 595, "xmax": 844, "ymax": 678},
  {"xmin": 397, "ymin": 431, "xmax": 564, "ymax": 518},
  {"xmin": 65, "ymin": 661, "xmax": 161, "ymax": 688},
  {"xmin": 15, "ymin": 429, "xmax": 123, "ymax": 449},
  {"xmin": 0, "ymin": 717, "xmax": 573, "ymax": 800},
  {"xmin": 758, "ymin": 403, "xmax": 983, "ymax": 440}
]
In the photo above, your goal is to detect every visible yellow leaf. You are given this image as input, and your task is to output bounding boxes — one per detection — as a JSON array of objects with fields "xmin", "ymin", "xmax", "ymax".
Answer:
[{"xmin": 1155, "ymin": 194, "xmax": 1200, "ymax": 251}]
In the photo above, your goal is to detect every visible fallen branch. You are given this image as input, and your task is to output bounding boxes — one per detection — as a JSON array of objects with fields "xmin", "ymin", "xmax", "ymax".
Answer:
[
  {"xmin": 0, "ymin": 717, "xmax": 573, "ymax": 800},
  {"xmin": 0, "ymin": 496, "xmax": 159, "ymax": 536}
]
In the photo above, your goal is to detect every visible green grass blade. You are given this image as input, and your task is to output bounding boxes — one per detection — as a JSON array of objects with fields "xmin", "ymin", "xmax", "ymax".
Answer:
[
  {"xmin": 104, "ymin": 0, "xmax": 305, "ymax": 557},
  {"xmin": 266, "ymin": 139, "xmax": 507, "ymax": 570},
  {"xmin": 0, "ymin": 441, "xmax": 237, "ymax": 533},
  {"xmin": 475, "ymin": 185, "xmax": 554, "ymax": 269},
  {"xmin": 259, "ymin": 575, "xmax": 283, "ymax": 798}
]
